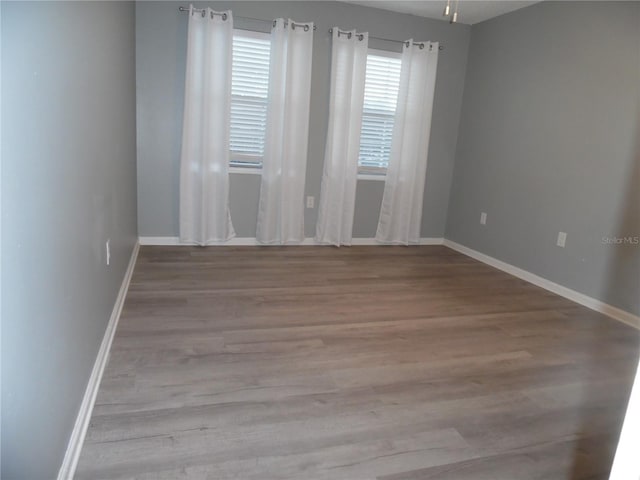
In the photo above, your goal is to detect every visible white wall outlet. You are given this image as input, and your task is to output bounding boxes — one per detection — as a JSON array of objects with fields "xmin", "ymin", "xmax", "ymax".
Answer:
[
  {"xmin": 480, "ymin": 212, "xmax": 487, "ymax": 225},
  {"xmin": 557, "ymin": 232, "xmax": 567, "ymax": 248},
  {"xmin": 106, "ymin": 239, "xmax": 111, "ymax": 265},
  {"xmin": 306, "ymin": 196, "xmax": 315, "ymax": 209}
]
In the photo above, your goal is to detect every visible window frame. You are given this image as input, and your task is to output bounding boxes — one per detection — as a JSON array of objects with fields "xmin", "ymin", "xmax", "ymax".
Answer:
[
  {"xmin": 229, "ymin": 28, "xmax": 271, "ymax": 175},
  {"xmin": 357, "ymin": 47, "xmax": 402, "ymax": 181}
]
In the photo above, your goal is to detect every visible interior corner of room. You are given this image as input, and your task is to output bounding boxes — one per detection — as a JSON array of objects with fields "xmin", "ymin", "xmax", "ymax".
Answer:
[{"xmin": 1, "ymin": 1, "xmax": 639, "ymax": 479}]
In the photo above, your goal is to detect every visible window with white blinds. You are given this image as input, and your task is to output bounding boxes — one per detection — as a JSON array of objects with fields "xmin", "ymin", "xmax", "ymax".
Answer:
[
  {"xmin": 230, "ymin": 30, "xmax": 271, "ymax": 169},
  {"xmin": 358, "ymin": 50, "xmax": 402, "ymax": 175}
]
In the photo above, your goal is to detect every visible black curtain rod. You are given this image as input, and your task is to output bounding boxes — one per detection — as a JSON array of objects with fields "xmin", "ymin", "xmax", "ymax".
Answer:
[
  {"xmin": 177, "ymin": 7, "xmax": 443, "ymax": 48},
  {"xmin": 178, "ymin": 6, "xmax": 317, "ymax": 30},
  {"xmin": 328, "ymin": 27, "xmax": 444, "ymax": 51}
]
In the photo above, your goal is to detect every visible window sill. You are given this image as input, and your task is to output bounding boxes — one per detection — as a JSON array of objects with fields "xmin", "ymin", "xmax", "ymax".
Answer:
[
  {"xmin": 229, "ymin": 166, "xmax": 262, "ymax": 175},
  {"xmin": 357, "ymin": 173, "xmax": 386, "ymax": 181},
  {"xmin": 229, "ymin": 168, "xmax": 384, "ymax": 180}
]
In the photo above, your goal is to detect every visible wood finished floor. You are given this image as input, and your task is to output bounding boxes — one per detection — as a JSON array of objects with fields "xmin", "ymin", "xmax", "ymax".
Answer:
[{"xmin": 76, "ymin": 246, "xmax": 640, "ymax": 479}]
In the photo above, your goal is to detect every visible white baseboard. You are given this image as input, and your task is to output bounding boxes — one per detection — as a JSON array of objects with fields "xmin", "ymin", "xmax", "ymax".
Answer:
[
  {"xmin": 57, "ymin": 241, "xmax": 140, "ymax": 480},
  {"xmin": 139, "ymin": 236, "xmax": 181, "ymax": 245},
  {"xmin": 417, "ymin": 237, "xmax": 445, "ymax": 246},
  {"xmin": 139, "ymin": 236, "xmax": 444, "ymax": 246},
  {"xmin": 443, "ymin": 239, "xmax": 640, "ymax": 330}
]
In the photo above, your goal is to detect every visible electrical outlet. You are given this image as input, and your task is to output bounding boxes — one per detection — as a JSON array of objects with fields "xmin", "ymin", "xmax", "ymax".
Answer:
[
  {"xmin": 306, "ymin": 196, "xmax": 315, "ymax": 209},
  {"xmin": 106, "ymin": 239, "xmax": 111, "ymax": 265},
  {"xmin": 480, "ymin": 212, "xmax": 487, "ymax": 225},
  {"xmin": 557, "ymin": 232, "xmax": 567, "ymax": 248}
]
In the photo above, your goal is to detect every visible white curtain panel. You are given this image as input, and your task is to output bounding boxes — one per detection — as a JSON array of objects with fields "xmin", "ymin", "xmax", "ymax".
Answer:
[
  {"xmin": 256, "ymin": 18, "xmax": 314, "ymax": 244},
  {"xmin": 376, "ymin": 40, "xmax": 439, "ymax": 245},
  {"xmin": 315, "ymin": 29, "xmax": 368, "ymax": 246},
  {"xmin": 179, "ymin": 6, "xmax": 235, "ymax": 245}
]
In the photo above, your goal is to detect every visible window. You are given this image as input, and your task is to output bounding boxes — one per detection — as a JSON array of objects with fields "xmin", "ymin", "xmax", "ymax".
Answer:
[
  {"xmin": 358, "ymin": 50, "xmax": 402, "ymax": 176},
  {"xmin": 230, "ymin": 30, "xmax": 271, "ymax": 169}
]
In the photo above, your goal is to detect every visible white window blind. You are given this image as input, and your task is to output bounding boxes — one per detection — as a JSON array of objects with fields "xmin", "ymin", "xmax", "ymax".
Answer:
[
  {"xmin": 359, "ymin": 52, "xmax": 402, "ymax": 174},
  {"xmin": 230, "ymin": 31, "xmax": 271, "ymax": 168}
]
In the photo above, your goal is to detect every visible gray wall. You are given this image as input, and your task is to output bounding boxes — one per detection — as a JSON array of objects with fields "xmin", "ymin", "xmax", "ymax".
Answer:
[
  {"xmin": 136, "ymin": 1, "xmax": 471, "ymax": 238},
  {"xmin": 447, "ymin": 1, "xmax": 640, "ymax": 315},
  {"xmin": 1, "ymin": 2, "xmax": 138, "ymax": 477}
]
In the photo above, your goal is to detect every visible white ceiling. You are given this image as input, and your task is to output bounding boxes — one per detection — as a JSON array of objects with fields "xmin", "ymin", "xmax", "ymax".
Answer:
[{"xmin": 340, "ymin": 1, "xmax": 542, "ymax": 25}]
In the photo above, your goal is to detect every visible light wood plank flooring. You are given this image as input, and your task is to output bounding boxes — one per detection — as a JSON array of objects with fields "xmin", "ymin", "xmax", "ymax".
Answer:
[{"xmin": 76, "ymin": 246, "xmax": 640, "ymax": 479}]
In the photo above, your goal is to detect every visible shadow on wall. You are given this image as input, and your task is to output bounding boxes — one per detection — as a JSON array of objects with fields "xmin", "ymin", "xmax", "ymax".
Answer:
[
  {"xmin": 602, "ymin": 107, "xmax": 640, "ymax": 318},
  {"xmin": 568, "ymin": 108, "xmax": 640, "ymax": 479}
]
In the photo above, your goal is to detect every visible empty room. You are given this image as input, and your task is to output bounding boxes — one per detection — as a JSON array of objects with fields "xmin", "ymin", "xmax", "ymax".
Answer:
[{"xmin": 2, "ymin": 0, "xmax": 639, "ymax": 478}]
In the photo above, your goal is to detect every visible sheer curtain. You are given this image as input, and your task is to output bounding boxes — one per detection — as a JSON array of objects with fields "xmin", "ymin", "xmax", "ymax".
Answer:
[
  {"xmin": 179, "ymin": 6, "xmax": 235, "ymax": 245},
  {"xmin": 315, "ymin": 29, "xmax": 368, "ymax": 246},
  {"xmin": 376, "ymin": 40, "xmax": 439, "ymax": 245},
  {"xmin": 256, "ymin": 18, "xmax": 314, "ymax": 244}
]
